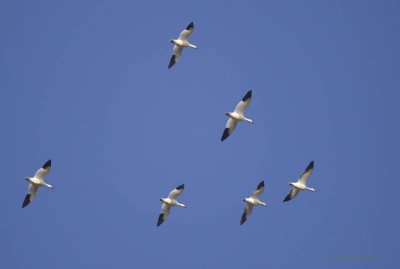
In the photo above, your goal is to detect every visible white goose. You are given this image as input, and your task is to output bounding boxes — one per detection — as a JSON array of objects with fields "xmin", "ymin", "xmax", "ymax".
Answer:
[
  {"xmin": 168, "ymin": 22, "xmax": 198, "ymax": 69},
  {"xmin": 221, "ymin": 90, "xmax": 253, "ymax": 141},
  {"xmin": 240, "ymin": 180, "xmax": 267, "ymax": 225},
  {"xmin": 283, "ymin": 161, "xmax": 315, "ymax": 202},
  {"xmin": 22, "ymin": 159, "xmax": 53, "ymax": 208},
  {"xmin": 157, "ymin": 184, "xmax": 186, "ymax": 226}
]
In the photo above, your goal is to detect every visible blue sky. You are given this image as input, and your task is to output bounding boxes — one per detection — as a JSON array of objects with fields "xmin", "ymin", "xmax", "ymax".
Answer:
[{"xmin": 0, "ymin": 0, "xmax": 399, "ymax": 268}]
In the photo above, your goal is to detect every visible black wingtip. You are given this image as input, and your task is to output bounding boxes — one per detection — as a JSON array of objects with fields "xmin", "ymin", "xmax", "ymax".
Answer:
[
  {"xmin": 176, "ymin": 184, "xmax": 184, "ymax": 190},
  {"xmin": 240, "ymin": 212, "xmax": 247, "ymax": 225},
  {"xmin": 168, "ymin": 55, "xmax": 176, "ymax": 69},
  {"xmin": 157, "ymin": 214, "xmax": 164, "ymax": 226},
  {"xmin": 186, "ymin": 22, "xmax": 194, "ymax": 30},
  {"xmin": 22, "ymin": 194, "xmax": 31, "ymax": 208},
  {"xmin": 283, "ymin": 194, "xmax": 291, "ymax": 202},
  {"xmin": 305, "ymin": 160, "xmax": 314, "ymax": 172},
  {"xmin": 257, "ymin": 180, "xmax": 265, "ymax": 190},
  {"xmin": 221, "ymin": 128, "xmax": 230, "ymax": 141},
  {"xmin": 42, "ymin": 159, "xmax": 51, "ymax": 169},
  {"xmin": 242, "ymin": 90, "xmax": 252, "ymax": 102}
]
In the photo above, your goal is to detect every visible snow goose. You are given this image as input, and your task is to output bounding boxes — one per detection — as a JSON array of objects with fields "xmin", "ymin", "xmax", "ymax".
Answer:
[
  {"xmin": 283, "ymin": 161, "xmax": 315, "ymax": 202},
  {"xmin": 221, "ymin": 90, "xmax": 253, "ymax": 141},
  {"xmin": 168, "ymin": 22, "xmax": 198, "ymax": 69},
  {"xmin": 240, "ymin": 180, "xmax": 267, "ymax": 225},
  {"xmin": 157, "ymin": 184, "xmax": 186, "ymax": 226},
  {"xmin": 22, "ymin": 159, "xmax": 53, "ymax": 208}
]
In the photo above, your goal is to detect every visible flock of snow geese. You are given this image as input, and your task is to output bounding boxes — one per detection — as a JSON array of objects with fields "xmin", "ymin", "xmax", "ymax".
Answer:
[{"xmin": 22, "ymin": 22, "xmax": 318, "ymax": 226}]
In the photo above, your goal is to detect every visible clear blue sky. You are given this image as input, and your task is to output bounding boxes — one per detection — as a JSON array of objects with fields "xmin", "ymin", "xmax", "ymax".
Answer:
[{"xmin": 1, "ymin": 0, "xmax": 399, "ymax": 268}]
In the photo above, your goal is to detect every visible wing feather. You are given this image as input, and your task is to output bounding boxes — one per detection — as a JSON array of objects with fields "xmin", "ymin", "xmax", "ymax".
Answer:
[
  {"xmin": 168, "ymin": 184, "xmax": 185, "ymax": 199},
  {"xmin": 221, "ymin": 118, "xmax": 238, "ymax": 141},
  {"xmin": 240, "ymin": 203, "xmax": 253, "ymax": 225},
  {"xmin": 179, "ymin": 22, "xmax": 194, "ymax": 41},
  {"xmin": 283, "ymin": 187, "xmax": 300, "ymax": 202},
  {"xmin": 22, "ymin": 184, "xmax": 38, "ymax": 208},
  {"xmin": 168, "ymin": 45, "xmax": 183, "ymax": 69},
  {"xmin": 34, "ymin": 160, "xmax": 51, "ymax": 180},
  {"xmin": 298, "ymin": 161, "xmax": 314, "ymax": 185},
  {"xmin": 251, "ymin": 180, "xmax": 265, "ymax": 198},
  {"xmin": 234, "ymin": 90, "xmax": 252, "ymax": 115},
  {"xmin": 157, "ymin": 203, "xmax": 171, "ymax": 226}
]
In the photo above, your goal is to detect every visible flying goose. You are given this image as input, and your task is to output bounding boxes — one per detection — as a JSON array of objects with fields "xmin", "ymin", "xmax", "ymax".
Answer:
[
  {"xmin": 22, "ymin": 159, "xmax": 53, "ymax": 208},
  {"xmin": 283, "ymin": 161, "xmax": 315, "ymax": 202},
  {"xmin": 240, "ymin": 180, "xmax": 267, "ymax": 225},
  {"xmin": 168, "ymin": 22, "xmax": 198, "ymax": 69},
  {"xmin": 221, "ymin": 90, "xmax": 253, "ymax": 141},
  {"xmin": 157, "ymin": 184, "xmax": 186, "ymax": 226}
]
